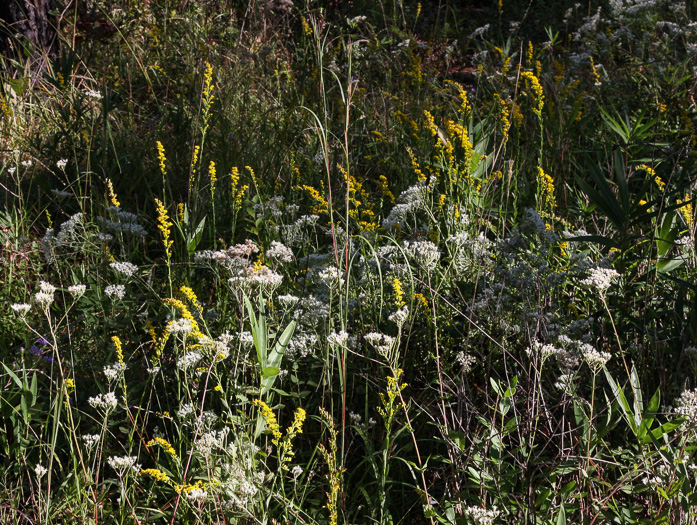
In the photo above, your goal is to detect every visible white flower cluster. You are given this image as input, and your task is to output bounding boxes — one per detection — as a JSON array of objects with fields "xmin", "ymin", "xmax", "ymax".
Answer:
[
  {"xmin": 82, "ymin": 434, "xmax": 100, "ymax": 450},
  {"xmin": 11, "ymin": 303, "xmax": 31, "ymax": 316},
  {"xmin": 103, "ymin": 362, "xmax": 126, "ymax": 382},
  {"xmin": 105, "ymin": 284, "xmax": 126, "ymax": 300},
  {"xmin": 109, "ymin": 261, "xmax": 138, "ymax": 277},
  {"xmin": 266, "ymin": 241, "xmax": 294, "ymax": 263},
  {"xmin": 238, "ymin": 331, "xmax": 255, "ymax": 348},
  {"xmin": 388, "ymin": 306, "xmax": 409, "ymax": 328},
  {"xmin": 196, "ymin": 429, "xmax": 229, "ymax": 457},
  {"xmin": 319, "ymin": 265, "xmax": 345, "ymax": 289},
  {"xmin": 365, "ymin": 332, "xmax": 397, "ymax": 358},
  {"xmin": 85, "ymin": 89, "xmax": 103, "ymax": 99},
  {"xmin": 327, "ymin": 330, "xmax": 349, "ymax": 347},
  {"xmin": 107, "ymin": 455, "xmax": 141, "ymax": 476},
  {"xmin": 34, "ymin": 464, "xmax": 48, "ymax": 479},
  {"xmin": 527, "ymin": 341, "xmax": 562, "ymax": 362},
  {"xmin": 463, "ymin": 505, "xmax": 500, "ymax": 525},
  {"xmin": 580, "ymin": 344, "xmax": 611, "ymax": 371},
  {"xmin": 168, "ymin": 318, "xmax": 193, "ymax": 335},
  {"xmin": 177, "ymin": 351, "xmax": 203, "ymax": 371},
  {"xmin": 35, "ymin": 286, "xmax": 55, "ymax": 309},
  {"xmin": 98, "ymin": 207, "xmax": 147, "ymax": 236},
  {"xmin": 88, "ymin": 392, "xmax": 118, "ymax": 414},
  {"xmin": 286, "ymin": 332, "xmax": 318, "ymax": 359},
  {"xmin": 581, "ymin": 267, "xmax": 620, "ymax": 295},
  {"xmin": 404, "ymin": 240, "xmax": 440, "ymax": 272},
  {"xmin": 555, "ymin": 373, "xmax": 575, "ymax": 395},
  {"xmin": 178, "ymin": 403, "xmax": 195, "ymax": 419},
  {"xmin": 185, "ymin": 488, "xmax": 208, "ymax": 505},
  {"xmin": 68, "ymin": 284, "xmax": 87, "ymax": 297},
  {"xmin": 195, "ymin": 239, "xmax": 259, "ymax": 269},
  {"xmin": 277, "ymin": 294, "xmax": 300, "ymax": 307},
  {"xmin": 456, "ymin": 352, "xmax": 477, "ymax": 374},
  {"xmin": 56, "ymin": 159, "xmax": 68, "ymax": 170},
  {"xmin": 675, "ymin": 389, "xmax": 697, "ymax": 425},
  {"xmin": 382, "ymin": 182, "xmax": 427, "ymax": 229},
  {"xmin": 282, "ymin": 214, "xmax": 320, "ymax": 246}
]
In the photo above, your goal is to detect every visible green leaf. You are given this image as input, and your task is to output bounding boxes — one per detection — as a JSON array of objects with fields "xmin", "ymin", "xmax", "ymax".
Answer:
[
  {"xmin": 2, "ymin": 363, "xmax": 22, "ymax": 389},
  {"xmin": 261, "ymin": 366, "xmax": 280, "ymax": 378}
]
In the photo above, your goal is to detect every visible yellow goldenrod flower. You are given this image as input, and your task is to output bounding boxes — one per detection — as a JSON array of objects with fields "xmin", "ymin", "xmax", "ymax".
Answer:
[
  {"xmin": 209, "ymin": 160, "xmax": 217, "ymax": 198},
  {"xmin": 156, "ymin": 141, "xmax": 167, "ymax": 179},
  {"xmin": 537, "ymin": 167, "xmax": 556, "ymax": 209},
  {"xmin": 299, "ymin": 184, "xmax": 329, "ymax": 215},
  {"xmin": 140, "ymin": 468, "xmax": 173, "ymax": 484},
  {"xmin": 106, "ymin": 178, "xmax": 120, "ymax": 208},
  {"xmin": 180, "ymin": 286, "xmax": 203, "ymax": 315},
  {"xmin": 147, "ymin": 437, "xmax": 178, "ymax": 459},
  {"xmin": 112, "ymin": 336, "xmax": 124, "ymax": 366},
  {"xmin": 154, "ymin": 199, "xmax": 174, "ymax": 254},
  {"xmin": 253, "ymin": 399, "xmax": 282, "ymax": 445},
  {"xmin": 392, "ymin": 278, "xmax": 406, "ymax": 308}
]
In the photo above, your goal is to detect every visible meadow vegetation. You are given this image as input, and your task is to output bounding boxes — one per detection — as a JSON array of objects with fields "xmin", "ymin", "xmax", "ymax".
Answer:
[{"xmin": 2, "ymin": 0, "xmax": 697, "ymax": 523}]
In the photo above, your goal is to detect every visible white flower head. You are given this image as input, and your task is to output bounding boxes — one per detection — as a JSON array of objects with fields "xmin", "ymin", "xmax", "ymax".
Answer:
[
  {"xmin": 177, "ymin": 351, "xmax": 203, "ymax": 371},
  {"xmin": 109, "ymin": 261, "xmax": 138, "ymax": 278},
  {"xmin": 82, "ymin": 434, "xmax": 100, "ymax": 450},
  {"xmin": 675, "ymin": 389, "xmax": 697, "ymax": 425},
  {"xmin": 581, "ymin": 267, "xmax": 619, "ymax": 295},
  {"xmin": 388, "ymin": 306, "xmax": 409, "ymax": 328},
  {"xmin": 107, "ymin": 455, "xmax": 141, "ymax": 477},
  {"xmin": 68, "ymin": 284, "xmax": 87, "ymax": 298},
  {"xmin": 56, "ymin": 159, "xmax": 68, "ymax": 170},
  {"xmin": 185, "ymin": 488, "xmax": 208, "ymax": 505},
  {"xmin": 34, "ymin": 464, "xmax": 48, "ymax": 479},
  {"xmin": 103, "ymin": 362, "xmax": 126, "ymax": 383},
  {"xmin": 266, "ymin": 241, "xmax": 294, "ymax": 263},
  {"xmin": 11, "ymin": 303, "xmax": 31, "ymax": 316},
  {"xmin": 581, "ymin": 343, "xmax": 611, "ymax": 371},
  {"xmin": 168, "ymin": 318, "xmax": 193, "ymax": 335},
  {"xmin": 88, "ymin": 392, "xmax": 118, "ymax": 414},
  {"xmin": 35, "ymin": 292, "xmax": 54, "ymax": 309},
  {"xmin": 327, "ymin": 330, "xmax": 349, "ymax": 347},
  {"xmin": 105, "ymin": 284, "xmax": 126, "ymax": 300}
]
